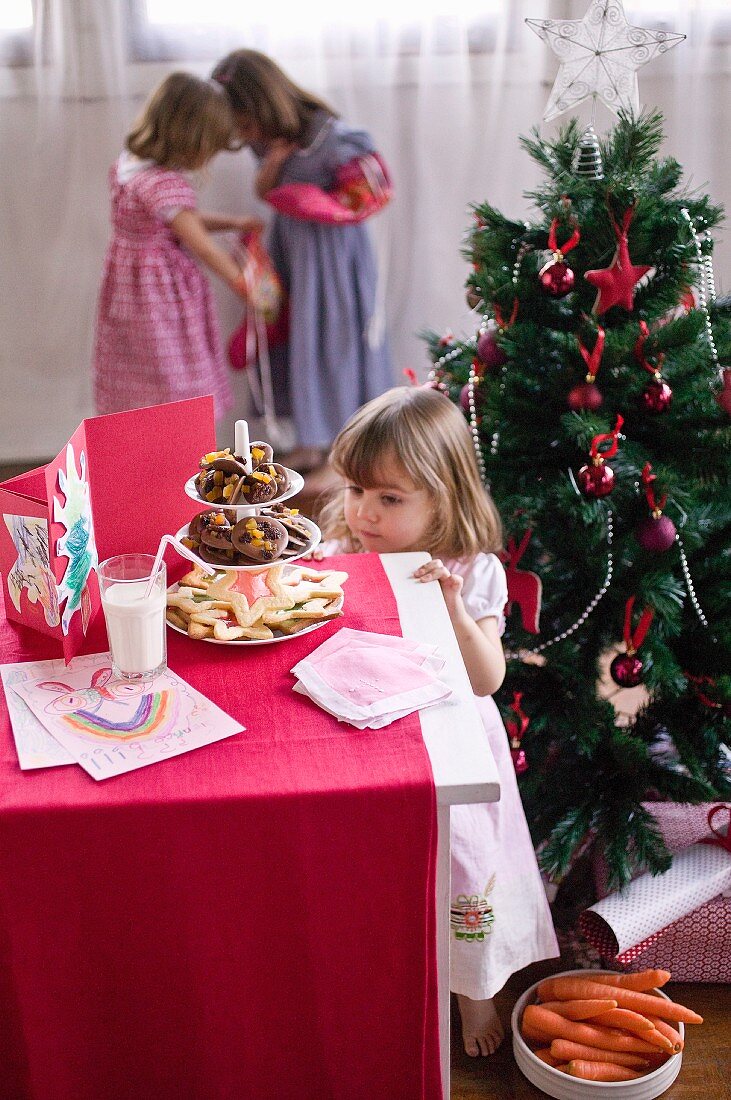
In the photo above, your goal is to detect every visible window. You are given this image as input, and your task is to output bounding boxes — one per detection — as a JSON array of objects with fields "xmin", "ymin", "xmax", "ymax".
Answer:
[
  {"xmin": 126, "ymin": 0, "xmax": 509, "ymax": 63},
  {"xmin": 0, "ymin": 0, "xmax": 34, "ymax": 65}
]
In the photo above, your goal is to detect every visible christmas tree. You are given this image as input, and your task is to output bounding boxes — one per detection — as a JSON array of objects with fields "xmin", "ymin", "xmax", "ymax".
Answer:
[{"xmin": 426, "ymin": 110, "xmax": 731, "ymax": 889}]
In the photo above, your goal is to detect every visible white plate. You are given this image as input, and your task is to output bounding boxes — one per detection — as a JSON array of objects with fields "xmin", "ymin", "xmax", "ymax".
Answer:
[
  {"xmin": 166, "ymin": 568, "xmax": 343, "ymax": 646},
  {"xmin": 184, "ymin": 467, "xmax": 304, "ymax": 510},
  {"xmin": 175, "ymin": 514, "xmax": 321, "ymax": 573},
  {"xmin": 511, "ymin": 969, "xmax": 683, "ymax": 1100}
]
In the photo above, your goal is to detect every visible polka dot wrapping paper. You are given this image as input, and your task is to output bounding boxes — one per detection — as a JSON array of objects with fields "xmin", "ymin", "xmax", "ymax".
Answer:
[{"xmin": 583, "ymin": 802, "xmax": 731, "ymax": 982}]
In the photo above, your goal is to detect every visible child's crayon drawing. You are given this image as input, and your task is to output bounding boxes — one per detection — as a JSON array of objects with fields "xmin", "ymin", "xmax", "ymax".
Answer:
[
  {"xmin": 11, "ymin": 657, "xmax": 242, "ymax": 780},
  {"xmin": 3, "ymin": 513, "xmax": 60, "ymax": 627},
  {"xmin": 53, "ymin": 444, "xmax": 98, "ymax": 635}
]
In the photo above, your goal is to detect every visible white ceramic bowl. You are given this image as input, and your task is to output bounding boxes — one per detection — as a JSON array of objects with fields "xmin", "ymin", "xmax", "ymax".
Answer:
[
  {"xmin": 184, "ymin": 467, "xmax": 304, "ymax": 510},
  {"xmin": 175, "ymin": 514, "xmax": 321, "ymax": 573},
  {"xmin": 511, "ymin": 969, "xmax": 684, "ymax": 1100}
]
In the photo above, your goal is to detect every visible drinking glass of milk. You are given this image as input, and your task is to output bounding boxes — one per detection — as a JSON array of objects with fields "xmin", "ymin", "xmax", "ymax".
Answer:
[{"xmin": 98, "ymin": 554, "xmax": 167, "ymax": 680}]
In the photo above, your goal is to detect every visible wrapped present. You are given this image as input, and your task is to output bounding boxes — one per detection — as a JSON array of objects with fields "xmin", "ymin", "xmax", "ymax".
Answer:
[
  {"xmin": 584, "ymin": 803, "xmax": 731, "ymax": 981},
  {"xmin": 0, "ymin": 398, "xmax": 214, "ymax": 661}
]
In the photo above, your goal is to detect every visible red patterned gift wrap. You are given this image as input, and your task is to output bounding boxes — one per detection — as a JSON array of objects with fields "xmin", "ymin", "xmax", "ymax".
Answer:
[{"xmin": 586, "ymin": 802, "xmax": 731, "ymax": 982}]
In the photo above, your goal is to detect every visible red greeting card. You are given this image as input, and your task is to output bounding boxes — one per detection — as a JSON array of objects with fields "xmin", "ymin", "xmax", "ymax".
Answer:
[{"xmin": 0, "ymin": 397, "xmax": 215, "ymax": 661}]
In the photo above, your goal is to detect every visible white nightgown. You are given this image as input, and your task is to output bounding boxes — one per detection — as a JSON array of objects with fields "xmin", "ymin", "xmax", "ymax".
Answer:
[{"xmin": 445, "ymin": 553, "xmax": 559, "ymax": 1000}]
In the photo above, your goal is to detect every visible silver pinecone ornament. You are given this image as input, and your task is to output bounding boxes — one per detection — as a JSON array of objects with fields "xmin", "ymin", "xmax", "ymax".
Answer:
[{"xmin": 572, "ymin": 125, "xmax": 604, "ymax": 181}]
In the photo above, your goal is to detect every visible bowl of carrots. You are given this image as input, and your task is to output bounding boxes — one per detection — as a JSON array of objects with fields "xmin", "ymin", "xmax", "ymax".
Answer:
[{"xmin": 511, "ymin": 968, "xmax": 702, "ymax": 1099}]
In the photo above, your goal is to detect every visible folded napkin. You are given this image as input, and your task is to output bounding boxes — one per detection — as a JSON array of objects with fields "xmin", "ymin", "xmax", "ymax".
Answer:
[{"xmin": 291, "ymin": 627, "xmax": 452, "ymax": 729}]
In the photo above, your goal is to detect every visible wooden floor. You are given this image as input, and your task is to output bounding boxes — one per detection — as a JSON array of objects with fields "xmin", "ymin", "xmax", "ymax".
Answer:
[
  {"xmin": 450, "ymin": 957, "xmax": 731, "ymax": 1099},
  {"xmin": 2, "ymin": 461, "xmax": 728, "ymax": 1099}
]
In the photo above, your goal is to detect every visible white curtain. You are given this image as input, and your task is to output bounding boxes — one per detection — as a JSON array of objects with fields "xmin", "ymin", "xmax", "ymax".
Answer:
[{"xmin": 0, "ymin": 0, "xmax": 729, "ymax": 461}]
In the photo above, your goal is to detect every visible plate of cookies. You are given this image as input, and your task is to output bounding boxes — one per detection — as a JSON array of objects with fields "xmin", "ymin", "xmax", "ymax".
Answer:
[
  {"xmin": 165, "ymin": 562, "xmax": 348, "ymax": 645},
  {"xmin": 185, "ymin": 442, "xmax": 304, "ymax": 509},
  {"xmin": 176, "ymin": 506, "xmax": 321, "ymax": 571}
]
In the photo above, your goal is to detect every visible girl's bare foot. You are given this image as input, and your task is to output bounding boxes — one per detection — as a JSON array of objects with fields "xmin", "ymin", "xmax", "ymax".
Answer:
[{"xmin": 455, "ymin": 993, "xmax": 504, "ymax": 1057}]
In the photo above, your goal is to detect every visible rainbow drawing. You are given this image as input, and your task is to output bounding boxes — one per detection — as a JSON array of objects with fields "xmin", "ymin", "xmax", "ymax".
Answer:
[{"xmin": 60, "ymin": 690, "xmax": 178, "ymax": 742}]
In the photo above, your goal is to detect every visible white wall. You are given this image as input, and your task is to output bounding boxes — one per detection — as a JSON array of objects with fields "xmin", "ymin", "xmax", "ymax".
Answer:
[{"xmin": 1, "ymin": 61, "xmax": 729, "ymax": 462}]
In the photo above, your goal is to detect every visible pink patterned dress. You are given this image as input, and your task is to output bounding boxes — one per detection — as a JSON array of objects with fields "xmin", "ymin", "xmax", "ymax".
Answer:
[{"xmin": 93, "ymin": 156, "xmax": 233, "ymax": 418}]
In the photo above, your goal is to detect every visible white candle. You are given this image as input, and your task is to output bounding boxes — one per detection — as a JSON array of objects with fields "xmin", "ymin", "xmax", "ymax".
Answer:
[{"xmin": 235, "ymin": 419, "xmax": 252, "ymax": 473}]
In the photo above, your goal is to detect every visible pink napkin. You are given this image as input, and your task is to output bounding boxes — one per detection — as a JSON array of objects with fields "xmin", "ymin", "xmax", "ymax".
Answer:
[{"xmin": 291, "ymin": 628, "xmax": 452, "ymax": 728}]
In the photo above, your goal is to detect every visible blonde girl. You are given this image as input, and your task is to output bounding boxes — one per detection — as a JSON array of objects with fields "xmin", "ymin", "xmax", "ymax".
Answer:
[
  {"xmin": 319, "ymin": 387, "xmax": 559, "ymax": 1057},
  {"xmin": 93, "ymin": 72, "xmax": 262, "ymax": 419}
]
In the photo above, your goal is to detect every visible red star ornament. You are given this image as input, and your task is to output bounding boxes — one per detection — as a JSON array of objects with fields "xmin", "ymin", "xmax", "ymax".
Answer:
[{"xmin": 585, "ymin": 206, "xmax": 652, "ymax": 315}]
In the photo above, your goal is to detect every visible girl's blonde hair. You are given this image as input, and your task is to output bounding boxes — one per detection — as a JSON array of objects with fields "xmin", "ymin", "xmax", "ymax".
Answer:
[
  {"xmin": 211, "ymin": 49, "xmax": 337, "ymax": 143},
  {"xmin": 127, "ymin": 72, "xmax": 237, "ymax": 170},
  {"xmin": 319, "ymin": 387, "xmax": 503, "ymax": 559}
]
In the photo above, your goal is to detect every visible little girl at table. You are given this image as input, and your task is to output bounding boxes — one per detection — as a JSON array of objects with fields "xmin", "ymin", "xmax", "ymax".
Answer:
[
  {"xmin": 318, "ymin": 386, "xmax": 559, "ymax": 1057},
  {"xmin": 93, "ymin": 72, "xmax": 262, "ymax": 421}
]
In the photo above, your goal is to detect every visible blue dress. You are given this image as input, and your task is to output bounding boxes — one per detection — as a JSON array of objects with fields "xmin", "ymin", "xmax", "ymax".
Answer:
[{"xmin": 264, "ymin": 112, "xmax": 393, "ymax": 447}]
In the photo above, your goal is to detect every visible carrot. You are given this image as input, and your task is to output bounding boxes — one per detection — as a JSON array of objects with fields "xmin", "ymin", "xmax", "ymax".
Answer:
[
  {"xmin": 550, "ymin": 1039, "xmax": 651, "ymax": 1069},
  {"xmin": 587, "ymin": 969, "xmax": 671, "ymax": 992},
  {"xmin": 521, "ymin": 1018, "xmax": 553, "ymax": 1044},
  {"xmin": 642, "ymin": 1028, "xmax": 676, "ymax": 1054},
  {"xmin": 566, "ymin": 1060, "xmax": 643, "ymax": 1082},
  {"xmin": 589, "ymin": 1007, "xmax": 654, "ymax": 1035},
  {"xmin": 645, "ymin": 1015, "xmax": 684, "ymax": 1053},
  {"xmin": 521, "ymin": 1006, "xmax": 662, "ymax": 1055},
  {"xmin": 534, "ymin": 1047, "xmax": 562, "ymax": 1067},
  {"xmin": 540, "ymin": 999, "xmax": 618, "ymax": 1020},
  {"xmin": 536, "ymin": 976, "xmax": 703, "ymax": 1024}
]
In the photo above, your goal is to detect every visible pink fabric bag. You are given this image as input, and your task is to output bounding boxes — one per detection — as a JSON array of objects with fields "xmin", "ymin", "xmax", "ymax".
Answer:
[{"xmin": 266, "ymin": 152, "xmax": 392, "ymax": 224}]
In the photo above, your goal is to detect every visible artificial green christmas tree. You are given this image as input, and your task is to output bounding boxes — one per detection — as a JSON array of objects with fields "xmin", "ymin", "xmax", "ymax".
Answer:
[{"xmin": 426, "ymin": 110, "xmax": 730, "ymax": 889}]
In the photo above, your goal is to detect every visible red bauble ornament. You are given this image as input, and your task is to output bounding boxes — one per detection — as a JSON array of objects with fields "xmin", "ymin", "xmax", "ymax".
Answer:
[
  {"xmin": 511, "ymin": 746, "xmax": 528, "ymax": 774},
  {"xmin": 577, "ymin": 458, "xmax": 615, "ymax": 498},
  {"xmin": 568, "ymin": 381, "xmax": 603, "ymax": 411},
  {"xmin": 716, "ymin": 368, "xmax": 731, "ymax": 417},
  {"xmin": 539, "ymin": 260, "xmax": 574, "ymax": 297},
  {"xmin": 640, "ymin": 378, "xmax": 673, "ymax": 414},
  {"xmin": 477, "ymin": 324, "xmax": 507, "ymax": 370},
  {"xmin": 635, "ymin": 513, "xmax": 677, "ymax": 553},
  {"xmin": 460, "ymin": 383, "xmax": 472, "ymax": 412},
  {"xmin": 610, "ymin": 652, "xmax": 645, "ymax": 687}
]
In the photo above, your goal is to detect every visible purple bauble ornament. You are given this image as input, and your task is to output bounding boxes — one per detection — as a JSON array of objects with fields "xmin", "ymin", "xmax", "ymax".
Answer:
[
  {"xmin": 567, "ymin": 381, "xmax": 603, "ymax": 412},
  {"xmin": 577, "ymin": 459, "xmax": 615, "ymax": 498},
  {"xmin": 539, "ymin": 260, "xmax": 575, "ymax": 298},
  {"xmin": 476, "ymin": 324, "xmax": 507, "ymax": 370},
  {"xmin": 460, "ymin": 383, "xmax": 472, "ymax": 412},
  {"xmin": 610, "ymin": 652, "xmax": 645, "ymax": 687},
  {"xmin": 640, "ymin": 379, "xmax": 673, "ymax": 414},
  {"xmin": 635, "ymin": 513, "xmax": 677, "ymax": 553}
]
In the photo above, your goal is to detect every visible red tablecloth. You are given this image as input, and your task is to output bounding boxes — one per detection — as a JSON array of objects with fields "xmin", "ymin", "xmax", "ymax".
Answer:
[{"xmin": 0, "ymin": 554, "xmax": 441, "ymax": 1100}]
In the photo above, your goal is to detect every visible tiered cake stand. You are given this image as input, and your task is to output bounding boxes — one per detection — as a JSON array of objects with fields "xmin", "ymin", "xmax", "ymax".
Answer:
[{"xmin": 175, "ymin": 420, "xmax": 322, "ymax": 572}]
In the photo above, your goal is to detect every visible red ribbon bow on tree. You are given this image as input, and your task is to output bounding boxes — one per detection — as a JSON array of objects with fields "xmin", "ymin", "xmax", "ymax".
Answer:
[
  {"xmin": 641, "ymin": 463, "xmax": 667, "ymax": 516},
  {"xmin": 634, "ymin": 320, "xmax": 665, "ymax": 376},
  {"xmin": 547, "ymin": 217, "xmax": 581, "ymax": 261},
  {"xmin": 494, "ymin": 298, "xmax": 519, "ymax": 332},
  {"xmin": 577, "ymin": 326, "xmax": 606, "ymax": 384},
  {"xmin": 590, "ymin": 413, "xmax": 624, "ymax": 461},
  {"xmin": 622, "ymin": 595, "xmax": 654, "ymax": 657}
]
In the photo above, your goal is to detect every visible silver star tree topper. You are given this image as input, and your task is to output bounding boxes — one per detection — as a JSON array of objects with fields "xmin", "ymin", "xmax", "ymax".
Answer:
[{"xmin": 527, "ymin": 0, "xmax": 685, "ymax": 122}]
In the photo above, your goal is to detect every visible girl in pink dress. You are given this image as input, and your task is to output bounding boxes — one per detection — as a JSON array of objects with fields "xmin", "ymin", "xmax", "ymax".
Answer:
[
  {"xmin": 93, "ymin": 72, "xmax": 262, "ymax": 419},
  {"xmin": 318, "ymin": 387, "xmax": 559, "ymax": 1057}
]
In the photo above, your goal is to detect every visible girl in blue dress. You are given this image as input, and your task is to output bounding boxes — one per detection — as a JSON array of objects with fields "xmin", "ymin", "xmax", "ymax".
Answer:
[{"xmin": 212, "ymin": 50, "xmax": 393, "ymax": 471}]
